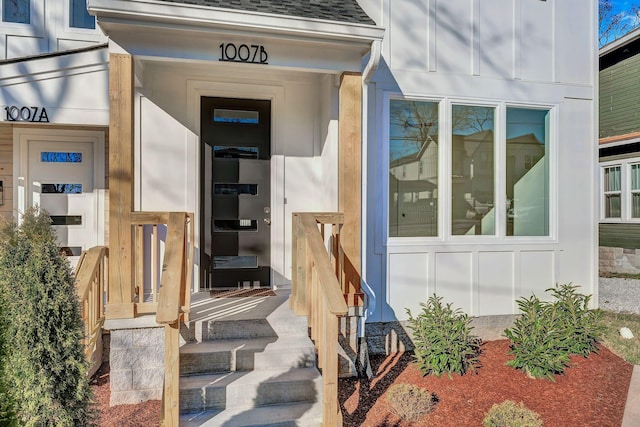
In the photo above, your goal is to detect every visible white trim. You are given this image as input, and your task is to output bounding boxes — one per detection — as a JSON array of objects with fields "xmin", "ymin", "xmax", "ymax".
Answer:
[
  {"xmin": 185, "ymin": 79, "xmax": 286, "ymax": 291},
  {"xmin": 0, "ymin": 0, "xmax": 45, "ymax": 37},
  {"xmin": 600, "ymin": 157, "xmax": 640, "ymax": 223},
  {"xmin": 383, "ymin": 93, "xmax": 558, "ymax": 245}
]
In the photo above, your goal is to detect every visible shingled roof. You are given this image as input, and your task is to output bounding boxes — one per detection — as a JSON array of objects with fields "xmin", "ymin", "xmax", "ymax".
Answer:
[{"xmin": 158, "ymin": 0, "xmax": 376, "ymax": 25}]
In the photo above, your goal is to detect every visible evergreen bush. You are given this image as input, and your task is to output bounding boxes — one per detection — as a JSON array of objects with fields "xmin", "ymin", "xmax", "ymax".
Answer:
[
  {"xmin": 504, "ymin": 284, "xmax": 602, "ymax": 380},
  {"xmin": 483, "ymin": 400, "xmax": 542, "ymax": 427},
  {"xmin": 0, "ymin": 289, "xmax": 16, "ymax": 426},
  {"xmin": 0, "ymin": 209, "xmax": 94, "ymax": 426},
  {"xmin": 406, "ymin": 294, "xmax": 481, "ymax": 378}
]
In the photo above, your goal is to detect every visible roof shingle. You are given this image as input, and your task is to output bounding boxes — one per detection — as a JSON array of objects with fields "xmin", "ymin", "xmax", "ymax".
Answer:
[{"xmin": 158, "ymin": 0, "xmax": 376, "ymax": 25}]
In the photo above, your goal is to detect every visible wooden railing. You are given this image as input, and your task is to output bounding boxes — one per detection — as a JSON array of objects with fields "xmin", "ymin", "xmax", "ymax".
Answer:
[
  {"xmin": 130, "ymin": 212, "xmax": 194, "ymax": 319},
  {"xmin": 153, "ymin": 212, "xmax": 194, "ymax": 427},
  {"xmin": 291, "ymin": 212, "xmax": 348, "ymax": 427},
  {"xmin": 74, "ymin": 246, "xmax": 108, "ymax": 378}
]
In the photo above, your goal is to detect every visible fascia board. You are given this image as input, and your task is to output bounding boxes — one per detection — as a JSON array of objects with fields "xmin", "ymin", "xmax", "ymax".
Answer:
[
  {"xmin": 88, "ymin": 0, "xmax": 385, "ymax": 44},
  {"xmin": 600, "ymin": 27, "xmax": 640, "ymax": 57},
  {"xmin": 0, "ymin": 48, "xmax": 108, "ymax": 86}
]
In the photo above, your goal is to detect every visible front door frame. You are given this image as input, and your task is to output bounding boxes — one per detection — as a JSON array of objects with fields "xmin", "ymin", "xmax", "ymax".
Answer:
[
  {"xmin": 200, "ymin": 96, "xmax": 272, "ymax": 289},
  {"xmin": 13, "ymin": 127, "xmax": 106, "ymax": 244},
  {"xmin": 188, "ymin": 80, "xmax": 285, "ymax": 292}
]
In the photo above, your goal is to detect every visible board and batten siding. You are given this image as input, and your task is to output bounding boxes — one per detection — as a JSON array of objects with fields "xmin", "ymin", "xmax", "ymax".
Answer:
[
  {"xmin": 364, "ymin": 0, "xmax": 597, "ymax": 322},
  {"xmin": 600, "ymin": 53, "xmax": 640, "ymax": 138}
]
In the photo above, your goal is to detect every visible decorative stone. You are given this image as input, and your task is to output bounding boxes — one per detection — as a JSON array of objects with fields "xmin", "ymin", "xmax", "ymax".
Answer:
[{"xmin": 620, "ymin": 327, "xmax": 634, "ymax": 339}]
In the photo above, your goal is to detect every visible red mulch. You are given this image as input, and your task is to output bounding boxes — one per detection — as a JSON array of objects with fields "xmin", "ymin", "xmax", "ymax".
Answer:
[
  {"xmin": 90, "ymin": 363, "xmax": 160, "ymax": 427},
  {"xmin": 91, "ymin": 340, "xmax": 633, "ymax": 426},
  {"xmin": 338, "ymin": 340, "xmax": 633, "ymax": 427}
]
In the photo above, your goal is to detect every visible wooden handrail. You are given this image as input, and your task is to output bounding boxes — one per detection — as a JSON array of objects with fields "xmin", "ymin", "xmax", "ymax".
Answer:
[
  {"xmin": 154, "ymin": 212, "xmax": 193, "ymax": 427},
  {"xmin": 291, "ymin": 212, "xmax": 348, "ymax": 427},
  {"xmin": 74, "ymin": 246, "xmax": 108, "ymax": 378},
  {"xmin": 156, "ymin": 212, "xmax": 187, "ymax": 325}
]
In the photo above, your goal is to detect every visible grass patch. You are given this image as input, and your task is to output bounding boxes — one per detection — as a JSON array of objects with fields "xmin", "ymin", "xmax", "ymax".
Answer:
[
  {"xmin": 600, "ymin": 311, "xmax": 640, "ymax": 365},
  {"xmin": 599, "ymin": 271, "xmax": 640, "ymax": 280}
]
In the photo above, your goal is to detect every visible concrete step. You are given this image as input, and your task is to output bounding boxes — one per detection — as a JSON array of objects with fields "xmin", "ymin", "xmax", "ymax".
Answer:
[
  {"xmin": 180, "ymin": 401, "xmax": 322, "ymax": 427},
  {"xmin": 179, "ymin": 367, "xmax": 322, "ymax": 413},
  {"xmin": 181, "ymin": 294, "xmax": 309, "ymax": 343},
  {"xmin": 180, "ymin": 336, "xmax": 317, "ymax": 375}
]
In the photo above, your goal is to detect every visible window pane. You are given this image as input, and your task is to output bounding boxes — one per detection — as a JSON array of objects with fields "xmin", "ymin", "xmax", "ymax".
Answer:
[
  {"xmin": 604, "ymin": 166, "xmax": 621, "ymax": 191},
  {"xmin": 213, "ymin": 146, "xmax": 258, "ymax": 159},
  {"xmin": 632, "ymin": 193, "xmax": 640, "ymax": 218},
  {"xmin": 389, "ymin": 100, "xmax": 439, "ymax": 237},
  {"xmin": 213, "ymin": 109, "xmax": 259, "ymax": 124},
  {"xmin": 42, "ymin": 184, "xmax": 83, "ymax": 194},
  {"xmin": 451, "ymin": 105, "xmax": 495, "ymax": 235},
  {"xmin": 606, "ymin": 194, "xmax": 621, "ymax": 218},
  {"xmin": 631, "ymin": 164, "xmax": 640, "ymax": 190},
  {"xmin": 506, "ymin": 108, "xmax": 550, "ymax": 236},
  {"xmin": 50, "ymin": 215, "xmax": 82, "ymax": 226},
  {"xmin": 41, "ymin": 152, "xmax": 83, "ymax": 163},
  {"xmin": 69, "ymin": 0, "xmax": 95, "ymax": 29},
  {"xmin": 3, "ymin": 0, "xmax": 29, "ymax": 23}
]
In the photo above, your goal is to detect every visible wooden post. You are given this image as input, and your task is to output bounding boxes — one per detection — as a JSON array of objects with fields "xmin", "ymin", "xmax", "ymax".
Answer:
[
  {"xmin": 162, "ymin": 322, "xmax": 180, "ymax": 426},
  {"xmin": 106, "ymin": 53, "xmax": 135, "ymax": 319},
  {"xmin": 338, "ymin": 73, "xmax": 362, "ymax": 296}
]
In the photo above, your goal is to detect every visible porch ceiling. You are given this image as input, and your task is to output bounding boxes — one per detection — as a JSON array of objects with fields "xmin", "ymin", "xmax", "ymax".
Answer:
[{"xmin": 87, "ymin": 0, "xmax": 384, "ymax": 73}]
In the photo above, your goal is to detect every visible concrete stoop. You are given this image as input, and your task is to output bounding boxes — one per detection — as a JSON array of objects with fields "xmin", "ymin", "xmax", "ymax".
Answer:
[{"xmin": 178, "ymin": 292, "xmax": 323, "ymax": 426}]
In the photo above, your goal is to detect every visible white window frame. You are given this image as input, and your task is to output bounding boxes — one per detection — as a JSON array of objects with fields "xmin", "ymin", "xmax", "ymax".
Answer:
[
  {"xmin": 0, "ymin": 0, "xmax": 44, "ymax": 37},
  {"xmin": 600, "ymin": 158, "xmax": 640, "ymax": 223},
  {"xmin": 384, "ymin": 92, "xmax": 557, "ymax": 245},
  {"xmin": 64, "ymin": 0, "xmax": 97, "ymax": 32}
]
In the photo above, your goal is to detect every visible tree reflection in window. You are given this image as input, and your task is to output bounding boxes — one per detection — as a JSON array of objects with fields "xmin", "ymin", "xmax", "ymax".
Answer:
[
  {"xmin": 3, "ymin": 0, "xmax": 30, "ymax": 24},
  {"xmin": 389, "ymin": 100, "xmax": 439, "ymax": 237},
  {"xmin": 41, "ymin": 152, "xmax": 83, "ymax": 163},
  {"xmin": 42, "ymin": 184, "xmax": 83, "ymax": 194}
]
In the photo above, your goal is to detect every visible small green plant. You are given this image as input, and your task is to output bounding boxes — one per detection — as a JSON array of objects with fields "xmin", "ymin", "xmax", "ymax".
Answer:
[
  {"xmin": 0, "ymin": 209, "xmax": 94, "ymax": 426},
  {"xmin": 505, "ymin": 284, "xmax": 602, "ymax": 380},
  {"xmin": 483, "ymin": 400, "xmax": 542, "ymax": 427},
  {"xmin": 549, "ymin": 284, "xmax": 602, "ymax": 356},
  {"xmin": 406, "ymin": 294, "xmax": 481, "ymax": 378},
  {"xmin": 385, "ymin": 384, "xmax": 437, "ymax": 422}
]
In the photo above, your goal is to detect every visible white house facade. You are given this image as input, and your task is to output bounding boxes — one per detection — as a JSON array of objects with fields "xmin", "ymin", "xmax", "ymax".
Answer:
[{"xmin": 1, "ymin": 0, "xmax": 598, "ymax": 352}]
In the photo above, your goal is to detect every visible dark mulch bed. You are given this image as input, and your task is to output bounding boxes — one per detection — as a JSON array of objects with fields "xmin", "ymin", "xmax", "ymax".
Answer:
[{"xmin": 339, "ymin": 340, "xmax": 633, "ymax": 426}]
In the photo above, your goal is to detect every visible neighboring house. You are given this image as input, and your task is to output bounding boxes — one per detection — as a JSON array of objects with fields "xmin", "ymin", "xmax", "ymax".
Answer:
[
  {"xmin": 1, "ymin": 0, "xmax": 597, "ymax": 412},
  {"xmin": 599, "ymin": 27, "xmax": 640, "ymax": 274}
]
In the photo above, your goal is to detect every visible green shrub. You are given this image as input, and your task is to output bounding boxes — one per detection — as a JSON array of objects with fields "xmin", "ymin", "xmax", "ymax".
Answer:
[
  {"xmin": 0, "ymin": 293, "xmax": 16, "ymax": 426},
  {"xmin": 483, "ymin": 400, "xmax": 542, "ymax": 427},
  {"xmin": 504, "ymin": 284, "xmax": 602, "ymax": 380},
  {"xmin": 549, "ymin": 284, "xmax": 602, "ymax": 356},
  {"xmin": 386, "ymin": 384, "xmax": 437, "ymax": 422},
  {"xmin": 406, "ymin": 294, "xmax": 481, "ymax": 378},
  {"xmin": 0, "ymin": 209, "xmax": 94, "ymax": 426}
]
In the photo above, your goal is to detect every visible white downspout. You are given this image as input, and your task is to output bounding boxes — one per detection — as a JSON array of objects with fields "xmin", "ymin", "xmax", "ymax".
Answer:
[{"xmin": 359, "ymin": 39, "xmax": 382, "ymax": 345}]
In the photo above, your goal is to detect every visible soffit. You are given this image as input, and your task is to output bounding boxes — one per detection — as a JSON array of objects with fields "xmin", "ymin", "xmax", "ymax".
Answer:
[{"xmin": 88, "ymin": 0, "xmax": 384, "ymax": 72}]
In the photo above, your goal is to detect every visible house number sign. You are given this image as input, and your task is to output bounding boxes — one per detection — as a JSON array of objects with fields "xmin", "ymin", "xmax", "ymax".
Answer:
[
  {"xmin": 219, "ymin": 43, "xmax": 268, "ymax": 64},
  {"xmin": 4, "ymin": 105, "xmax": 49, "ymax": 123}
]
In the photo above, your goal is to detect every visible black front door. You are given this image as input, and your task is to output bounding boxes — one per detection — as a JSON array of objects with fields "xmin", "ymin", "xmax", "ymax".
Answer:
[{"xmin": 200, "ymin": 97, "xmax": 271, "ymax": 289}]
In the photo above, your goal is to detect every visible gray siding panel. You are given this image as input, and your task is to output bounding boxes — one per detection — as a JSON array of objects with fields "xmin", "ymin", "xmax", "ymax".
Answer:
[
  {"xmin": 600, "ymin": 54, "xmax": 640, "ymax": 138},
  {"xmin": 599, "ymin": 223, "xmax": 640, "ymax": 249}
]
